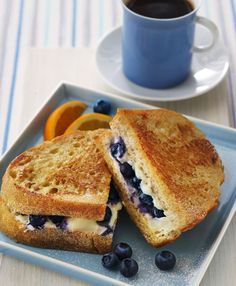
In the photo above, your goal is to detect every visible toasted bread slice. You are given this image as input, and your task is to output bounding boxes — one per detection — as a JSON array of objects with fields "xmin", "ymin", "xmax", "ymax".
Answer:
[
  {"xmin": 1, "ymin": 130, "xmax": 111, "ymax": 220},
  {"xmin": 0, "ymin": 197, "xmax": 114, "ymax": 253},
  {"xmin": 99, "ymin": 109, "xmax": 224, "ymax": 246}
]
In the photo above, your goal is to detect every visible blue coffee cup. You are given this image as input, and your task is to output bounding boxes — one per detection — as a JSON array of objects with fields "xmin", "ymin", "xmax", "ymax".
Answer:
[{"xmin": 122, "ymin": 0, "xmax": 219, "ymax": 89}]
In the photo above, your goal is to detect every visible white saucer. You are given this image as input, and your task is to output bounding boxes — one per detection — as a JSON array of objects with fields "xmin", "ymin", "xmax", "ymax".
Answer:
[{"xmin": 96, "ymin": 26, "xmax": 229, "ymax": 102}]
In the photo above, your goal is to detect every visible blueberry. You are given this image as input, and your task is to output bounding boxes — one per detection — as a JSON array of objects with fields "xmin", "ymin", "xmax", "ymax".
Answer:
[
  {"xmin": 108, "ymin": 181, "xmax": 120, "ymax": 204},
  {"xmin": 101, "ymin": 226, "xmax": 113, "ymax": 236},
  {"xmin": 114, "ymin": 242, "xmax": 132, "ymax": 260},
  {"xmin": 48, "ymin": 215, "xmax": 65, "ymax": 225},
  {"xmin": 119, "ymin": 162, "xmax": 135, "ymax": 179},
  {"xmin": 138, "ymin": 205, "xmax": 149, "ymax": 214},
  {"xmin": 29, "ymin": 215, "xmax": 47, "ymax": 229},
  {"xmin": 151, "ymin": 207, "xmax": 165, "ymax": 218},
  {"xmin": 155, "ymin": 251, "xmax": 176, "ymax": 271},
  {"xmin": 139, "ymin": 193, "xmax": 153, "ymax": 207},
  {"xmin": 97, "ymin": 207, "xmax": 112, "ymax": 226},
  {"xmin": 93, "ymin": 99, "xmax": 111, "ymax": 114},
  {"xmin": 110, "ymin": 137, "xmax": 126, "ymax": 158},
  {"xmin": 120, "ymin": 258, "xmax": 139, "ymax": 278},
  {"xmin": 102, "ymin": 252, "xmax": 119, "ymax": 269},
  {"xmin": 59, "ymin": 219, "xmax": 68, "ymax": 231},
  {"xmin": 130, "ymin": 176, "xmax": 141, "ymax": 189}
]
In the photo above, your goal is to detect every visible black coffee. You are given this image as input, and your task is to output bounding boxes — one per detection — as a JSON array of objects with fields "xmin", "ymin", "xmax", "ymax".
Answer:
[{"xmin": 127, "ymin": 0, "xmax": 194, "ymax": 19}]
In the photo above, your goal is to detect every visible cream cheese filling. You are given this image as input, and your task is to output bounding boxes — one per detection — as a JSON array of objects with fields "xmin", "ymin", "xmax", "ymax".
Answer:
[{"xmin": 16, "ymin": 202, "xmax": 122, "ymax": 234}]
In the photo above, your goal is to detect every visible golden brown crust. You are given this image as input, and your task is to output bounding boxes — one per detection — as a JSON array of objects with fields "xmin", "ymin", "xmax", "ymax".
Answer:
[
  {"xmin": 111, "ymin": 109, "xmax": 224, "ymax": 222},
  {"xmin": 1, "ymin": 130, "xmax": 111, "ymax": 220},
  {"xmin": 98, "ymin": 109, "xmax": 224, "ymax": 246},
  {"xmin": 0, "ymin": 198, "xmax": 112, "ymax": 254}
]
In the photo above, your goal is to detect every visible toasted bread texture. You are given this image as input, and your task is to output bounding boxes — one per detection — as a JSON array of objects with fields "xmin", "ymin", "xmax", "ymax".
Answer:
[
  {"xmin": 99, "ymin": 109, "xmax": 224, "ymax": 246},
  {"xmin": 1, "ymin": 130, "xmax": 111, "ymax": 220},
  {"xmin": 0, "ymin": 198, "xmax": 111, "ymax": 253}
]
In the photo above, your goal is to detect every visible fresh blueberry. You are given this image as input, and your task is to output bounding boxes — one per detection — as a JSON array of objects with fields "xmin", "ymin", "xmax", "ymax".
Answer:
[
  {"xmin": 119, "ymin": 162, "xmax": 135, "ymax": 179},
  {"xmin": 151, "ymin": 207, "xmax": 165, "ymax": 218},
  {"xmin": 120, "ymin": 258, "xmax": 139, "ymax": 278},
  {"xmin": 138, "ymin": 205, "xmax": 149, "ymax": 214},
  {"xmin": 110, "ymin": 137, "xmax": 126, "ymax": 158},
  {"xmin": 97, "ymin": 207, "xmax": 112, "ymax": 226},
  {"xmin": 108, "ymin": 181, "xmax": 120, "ymax": 204},
  {"xmin": 155, "ymin": 251, "xmax": 176, "ymax": 271},
  {"xmin": 59, "ymin": 219, "xmax": 68, "ymax": 231},
  {"xmin": 114, "ymin": 242, "xmax": 132, "ymax": 260},
  {"xmin": 130, "ymin": 176, "xmax": 142, "ymax": 189},
  {"xmin": 139, "ymin": 193, "xmax": 153, "ymax": 207},
  {"xmin": 93, "ymin": 99, "xmax": 111, "ymax": 114},
  {"xmin": 102, "ymin": 252, "xmax": 119, "ymax": 269},
  {"xmin": 29, "ymin": 215, "xmax": 47, "ymax": 229},
  {"xmin": 48, "ymin": 215, "xmax": 65, "ymax": 225},
  {"xmin": 101, "ymin": 226, "xmax": 113, "ymax": 236}
]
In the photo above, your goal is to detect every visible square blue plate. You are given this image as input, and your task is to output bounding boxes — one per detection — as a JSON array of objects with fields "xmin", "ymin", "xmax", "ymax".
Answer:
[{"xmin": 0, "ymin": 83, "xmax": 236, "ymax": 286}]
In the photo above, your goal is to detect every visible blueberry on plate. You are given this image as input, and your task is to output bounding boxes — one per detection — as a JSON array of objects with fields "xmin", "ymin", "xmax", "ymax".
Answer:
[
  {"xmin": 93, "ymin": 99, "xmax": 111, "ymax": 114},
  {"xmin": 29, "ymin": 215, "xmax": 47, "ymax": 229},
  {"xmin": 155, "ymin": 250, "xmax": 176, "ymax": 270},
  {"xmin": 114, "ymin": 242, "xmax": 132, "ymax": 260},
  {"xmin": 97, "ymin": 206, "xmax": 112, "ymax": 226},
  {"xmin": 119, "ymin": 162, "xmax": 135, "ymax": 179},
  {"xmin": 120, "ymin": 258, "xmax": 139, "ymax": 278},
  {"xmin": 102, "ymin": 252, "xmax": 119, "ymax": 269}
]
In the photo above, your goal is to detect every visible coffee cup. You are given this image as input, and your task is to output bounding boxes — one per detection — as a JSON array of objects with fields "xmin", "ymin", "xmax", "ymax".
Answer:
[{"xmin": 121, "ymin": 0, "xmax": 219, "ymax": 89}]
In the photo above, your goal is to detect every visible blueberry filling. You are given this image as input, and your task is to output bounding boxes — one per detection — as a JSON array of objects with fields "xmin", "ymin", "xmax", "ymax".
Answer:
[
  {"xmin": 139, "ymin": 193, "xmax": 154, "ymax": 207},
  {"xmin": 25, "ymin": 187, "xmax": 120, "ymax": 235},
  {"xmin": 28, "ymin": 214, "xmax": 65, "ymax": 230},
  {"xmin": 110, "ymin": 139, "xmax": 165, "ymax": 219},
  {"xmin": 97, "ymin": 206, "xmax": 112, "ymax": 226},
  {"xmin": 110, "ymin": 137, "xmax": 126, "ymax": 159},
  {"xmin": 101, "ymin": 225, "xmax": 113, "ymax": 236},
  {"xmin": 48, "ymin": 215, "xmax": 65, "ymax": 225},
  {"xmin": 120, "ymin": 162, "xmax": 135, "ymax": 179},
  {"xmin": 29, "ymin": 215, "xmax": 47, "ymax": 229},
  {"xmin": 108, "ymin": 181, "xmax": 120, "ymax": 204}
]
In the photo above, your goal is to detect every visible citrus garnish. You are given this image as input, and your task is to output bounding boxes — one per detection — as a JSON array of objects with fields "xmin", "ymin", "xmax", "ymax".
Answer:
[
  {"xmin": 64, "ymin": 113, "xmax": 112, "ymax": 134},
  {"xmin": 44, "ymin": 101, "xmax": 87, "ymax": 140}
]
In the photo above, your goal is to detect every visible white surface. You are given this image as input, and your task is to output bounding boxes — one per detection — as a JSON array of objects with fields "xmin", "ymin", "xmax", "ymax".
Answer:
[
  {"xmin": 95, "ymin": 26, "xmax": 229, "ymax": 102},
  {"xmin": 0, "ymin": 48, "xmax": 235, "ymax": 286}
]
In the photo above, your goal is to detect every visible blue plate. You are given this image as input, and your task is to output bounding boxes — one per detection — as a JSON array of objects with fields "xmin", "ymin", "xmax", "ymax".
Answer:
[{"xmin": 0, "ymin": 83, "xmax": 236, "ymax": 286}]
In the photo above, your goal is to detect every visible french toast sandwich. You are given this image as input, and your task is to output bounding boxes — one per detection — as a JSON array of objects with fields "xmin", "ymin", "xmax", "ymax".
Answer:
[
  {"xmin": 0, "ymin": 130, "xmax": 122, "ymax": 253},
  {"xmin": 99, "ymin": 109, "xmax": 224, "ymax": 246}
]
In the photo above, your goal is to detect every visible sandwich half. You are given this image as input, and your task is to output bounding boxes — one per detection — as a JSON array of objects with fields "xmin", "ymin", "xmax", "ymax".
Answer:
[
  {"xmin": 99, "ymin": 109, "xmax": 224, "ymax": 247},
  {"xmin": 0, "ymin": 130, "xmax": 122, "ymax": 253}
]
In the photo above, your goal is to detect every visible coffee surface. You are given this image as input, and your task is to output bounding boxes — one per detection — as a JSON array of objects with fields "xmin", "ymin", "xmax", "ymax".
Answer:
[{"xmin": 127, "ymin": 0, "xmax": 194, "ymax": 19}]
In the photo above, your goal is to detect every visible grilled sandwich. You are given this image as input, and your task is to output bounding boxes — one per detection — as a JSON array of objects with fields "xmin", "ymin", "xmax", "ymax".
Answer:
[
  {"xmin": 99, "ymin": 109, "xmax": 224, "ymax": 246},
  {"xmin": 0, "ymin": 130, "xmax": 122, "ymax": 253}
]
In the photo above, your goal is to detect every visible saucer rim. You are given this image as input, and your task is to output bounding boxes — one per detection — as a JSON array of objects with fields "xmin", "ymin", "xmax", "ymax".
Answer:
[{"xmin": 95, "ymin": 26, "xmax": 229, "ymax": 102}]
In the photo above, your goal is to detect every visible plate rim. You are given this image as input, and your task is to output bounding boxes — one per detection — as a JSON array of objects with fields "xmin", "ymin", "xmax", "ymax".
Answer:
[
  {"xmin": 0, "ymin": 81, "xmax": 236, "ymax": 286},
  {"xmin": 95, "ymin": 26, "xmax": 229, "ymax": 102}
]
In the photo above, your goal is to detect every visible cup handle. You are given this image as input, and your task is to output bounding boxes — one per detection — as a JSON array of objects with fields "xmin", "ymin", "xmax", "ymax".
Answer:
[{"xmin": 193, "ymin": 16, "xmax": 219, "ymax": 53}]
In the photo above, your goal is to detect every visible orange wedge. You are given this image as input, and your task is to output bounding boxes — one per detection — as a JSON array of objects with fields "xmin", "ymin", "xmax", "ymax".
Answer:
[
  {"xmin": 64, "ymin": 113, "xmax": 112, "ymax": 134},
  {"xmin": 44, "ymin": 101, "xmax": 87, "ymax": 140}
]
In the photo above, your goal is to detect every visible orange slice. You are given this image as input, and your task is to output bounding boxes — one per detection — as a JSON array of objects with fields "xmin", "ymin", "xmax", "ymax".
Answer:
[
  {"xmin": 64, "ymin": 113, "xmax": 112, "ymax": 134},
  {"xmin": 44, "ymin": 101, "xmax": 87, "ymax": 140}
]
